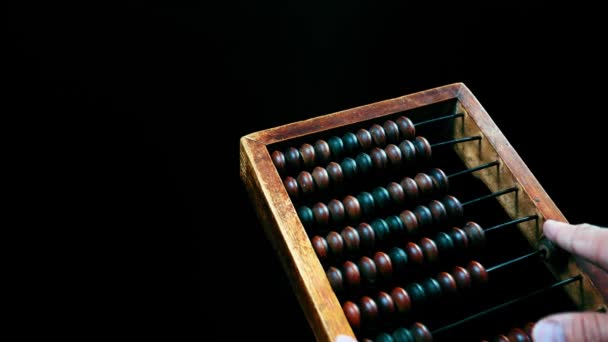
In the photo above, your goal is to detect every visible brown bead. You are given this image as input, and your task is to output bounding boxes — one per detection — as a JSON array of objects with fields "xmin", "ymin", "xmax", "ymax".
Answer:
[
  {"xmin": 369, "ymin": 124, "xmax": 387, "ymax": 147},
  {"xmin": 343, "ymin": 260, "xmax": 361, "ymax": 289},
  {"xmin": 400, "ymin": 177, "xmax": 419, "ymax": 203},
  {"xmin": 405, "ymin": 242, "xmax": 424, "ymax": 266},
  {"xmin": 451, "ymin": 266, "xmax": 471, "ymax": 292},
  {"xmin": 396, "ymin": 116, "xmax": 415, "ymax": 140},
  {"xmin": 312, "ymin": 202, "xmax": 330, "ymax": 226},
  {"xmin": 399, "ymin": 210, "xmax": 419, "ymax": 236},
  {"xmin": 410, "ymin": 322, "xmax": 432, "ymax": 342},
  {"xmin": 463, "ymin": 221, "xmax": 486, "ymax": 251},
  {"xmin": 418, "ymin": 237, "xmax": 439, "ymax": 265},
  {"xmin": 343, "ymin": 195, "xmax": 361, "ymax": 222},
  {"xmin": 507, "ymin": 328, "xmax": 530, "ymax": 342},
  {"xmin": 450, "ymin": 227, "xmax": 469, "ymax": 253},
  {"xmin": 311, "ymin": 236, "xmax": 328, "ymax": 262},
  {"xmin": 327, "ymin": 199, "xmax": 346, "ymax": 225},
  {"xmin": 283, "ymin": 176, "xmax": 300, "ymax": 200},
  {"xmin": 467, "ymin": 260, "xmax": 488, "ymax": 287},
  {"xmin": 357, "ymin": 223, "xmax": 375, "ymax": 251},
  {"xmin": 414, "ymin": 173, "xmax": 434, "ymax": 200},
  {"xmin": 299, "ymin": 143, "xmax": 316, "ymax": 169},
  {"xmin": 383, "ymin": 120, "xmax": 401, "ymax": 143},
  {"xmin": 271, "ymin": 150, "xmax": 286, "ymax": 174},
  {"xmin": 285, "ymin": 147, "xmax": 302, "ymax": 172},
  {"xmin": 376, "ymin": 291, "xmax": 395, "ymax": 318},
  {"xmin": 356, "ymin": 129, "xmax": 373, "ymax": 150},
  {"xmin": 523, "ymin": 322, "xmax": 535, "ymax": 337},
  {"xmin": 342, "ymin": 301, "xmax": 360, "ymax": 330},
  {"xmin": 297, "ymin": 171, "xmax": 315, "ymax": 195},
  {"xmin": 359, "ymin": 296, "xmax": 379, "ymax": 324},
  {"xmin": 387, "ymin": 182, "xmax": 405, "ymax": 206},
  {"xmin": 341, "ymin": 226, "xmax": 360, "ymax": 255},
  {"xmin": 428, "ymin": 200, "xmax": 448, "ymax": 227},
  {"xmin": 314, "ymin": 140, "xmax": 331, "ymax": 165},
  {"xmin": 326, "ymin": 162, "xmax": 344, "ymax": 189},
  {"xmin": 312, "ymin": 166, "xmax": 330, "ymax": 192},
  {"xmin": 385, "ymin": 144, "xmax": 403, "ymax": 168},
  {"xmin": 390, "ymin": 287, "xmax": 411, "ymax": 315},
  {"xmin": 374, "ymin": 251, "xmax": 393, "ymax": 280},
  {"xmin": 398, "ymin": 140, "xmax": 417, "ymax": 167},
  {"xmin": 326, "ymin": 267, "xmax": 343, "ymax": 293},
  {"xmin": 358, "ymin": 256, "xmax": 377, "ymax": 286},
  {"xmin": 413, "ymin": 136, "xmax": 432, "ymax": 162},
  {"xmin": 436, "ymin": 271, "xmax": 458, "ymax": 297},
  {"xmin": 327, "ymin": 231, "xmax": 344, "ymax": 258},
  {"xmin": 370, "ymin": 147, "xmax": 389, "ymax": 170}
]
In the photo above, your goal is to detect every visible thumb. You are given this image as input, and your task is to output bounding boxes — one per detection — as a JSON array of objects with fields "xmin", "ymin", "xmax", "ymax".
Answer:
[{"xmin": 533, "ymin": 312, "xmax": 608, "ymax": 342}]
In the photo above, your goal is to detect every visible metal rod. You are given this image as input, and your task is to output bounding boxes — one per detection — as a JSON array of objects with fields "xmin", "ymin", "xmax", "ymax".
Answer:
[
  {"xmin": 487, "ymin": 250, "xmax": 541, "ymax": 273},
  {"xmin": 461, "ymin": 187, "xmax": 518, "ymax": 207},
  {"xmin": 430, "ymin": 135, "xmax": 481, "ymax": 148},
  {"xmin": 485, "ymin": 215, "xmax": 538, "ymax": 233},
  {"xmin": 447, "ymin": 161, "xmax": 500, "ymax": 178},
  {"xmin": 414, "ymin": 113, "xmax": 464, "ymax": 127}
]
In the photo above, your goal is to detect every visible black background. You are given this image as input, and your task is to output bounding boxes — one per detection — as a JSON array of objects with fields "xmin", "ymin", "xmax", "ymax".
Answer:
[{"xmin": 6, "ymin": 2, "xmax": 607, "ymax": 340}]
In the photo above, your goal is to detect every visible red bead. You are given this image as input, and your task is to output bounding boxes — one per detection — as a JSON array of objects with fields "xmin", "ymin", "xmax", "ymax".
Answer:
[
  {"xmin": 419, "ymin": 237, "xmax": 439, "ymax": 265},
  {"xmin": 396, "ymin": 116, "xmax": 415, "ymax": 140},
  {"xmin": 436, "ymin": 271, "xmax": 458, "ymax": 297},
  {"xmin": 326, "ymin": 162, "xmax": 344, "ymax": 188},
  {"xmin": 312, "ymin": 166, "xmax": 330, "ymax": 192},
  {"xmin": 370, "ymin": 147, "xmax": 389, "ymax": 170},
  {"xmin": 414, "ymin": 173, "xmax": 434, "ymax": 199},
  {"xmin": 369, "ymin": 124, "xmax": 387, "ymax": 147},
  {"xmin": 341, "ymin": 226, "xmax": 360, "ymax": 255},
  {"xmin": 374, "ymin": 251, "xmax": 393, "ymax": 280},
  {"xmin": 312, "ymin": 202, "xmax": 330, "ymax": 226},
  {"xmin": 327, "ymin": 199, "xmax": 346, "ymax": 225},
  {"xmin": 285, "ymin": 147, "xmax": 302, "ymax": 171},
  {"xmin": 387, "ymin": 182, "xmax": 405, "ymax": 205},
  {"xmin": 450, "ymin": 227, "xmax": 469, "ymax": 253},
  {"xmin": 390, "ymin": 287, "xmax": 411, "ymax": 315},
  {"xmin": 507, "ymin": 328, "xmax": 530, "ymax": 342},
  {"xmin": 383, "ymin": 120, "xmax": 400, "ymax": 143},
  {"xmin": 343, "ymin": 195, "xmax": 361, "ymax": 222},
  {"xmin": 467, "ymin": 260, "xmax": 488, "ymax": 287},
  {"xmin": 342, "ymin": 301, "xmax": 360, "ymax": 330},
  {"xmin": 385, "ymin": 144, "xmax": 403, "ymax": 168},
  {"xmin": 297, "ymin": 171, "xmax": 315, "ymax": 195},
  {"xmin": 358, "ymin": 256, "xmax": 377, "ymax": 286},
  {"xmin": 400, "ymin": 210, "xmax": 419, "ymax": 236},
  {"xmin": 299, "ymin": 143, "xmax": 316, "ymax": 169},
  {"xmin": 343, "ymin": 260, "xmax": 361, "ymax": 289},
  {"xmin": 357, "ymin": 223, "xmax": 375, "ymax": 251},
  {"xmin": 405, "ymin": 242, "xmax": 424, "ymax": 266},
  {"xmin": 314, "ymin": 140, "xmax": 331, "ymax": 165},
  {"xmin": 428, "ymin": 200, "xmax": 448, "ymax": 227},
  {"xmin": 327, "ymin": 231, "xmax": 344, "ymax": 258},
  {"xmin": 400, "ymin": 177, "xmax": 419, "ymax": 203},
  {"xmin": 326, "ymin": 267, "xmax": 343, "ymax": 293},
  {"xmin": 356, "ymin": 129, "xmax": 373, "ymax": 150},
  {"xmin": 452, "ymin": 266, "xmax": 471, "ymax": 292},
  {"xmin": 271, "ymin": 150, "xmax": 286, "ymax": 174},
  {"xmin": 283, "ymin": 176, "xmax": 300, "ymax": 200},
  {"xmin": 376, "ymin": 291, "xmax": 395, "ymax": 318},
  {"xmin": 398, "ymin": 140, "xmax": 417, "ymax": 167},
  {"xmin": 410, "ymin": 322, "xmax": 432, "ymax": 342},
  {"xmin": 311, "ymin": 236, "xmax": 328, "ymax": 262},
  {"xmin": 359, "ymin": 296, "xmax": 379, "ymax": 324},
  {"xmin": 463, "ymin": 221, "xmax": 486, "ymax": 251}
]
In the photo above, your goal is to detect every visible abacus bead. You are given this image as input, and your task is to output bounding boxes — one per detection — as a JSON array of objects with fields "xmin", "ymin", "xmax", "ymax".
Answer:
[
  {"xmin": 400, "ymin": 177, "xmax": 420, "ymax": 203},
  {"xmin": 358, "ymin": 256, "xmax": 378, "ymax": 287},
  {"xmin": 326, "ymin": 162, "xmax": 344, "ymax": 189},
  {"xmin": 357, "ymin": 192, "xmax": 376, "ymax": 218},
  {"xmin": 386, "ymin": 215, "xmax": 405, "ymax": 238},
  {"xmin": 507, "ymin": 328, "xmax": 530, "ymax": 342},
  {"xmin": 414, "ymin": 173, "xmax": 434, "ymax": 200},
  {"xmin": 413, "ymin": 205, "xmax": 433, "ymax": 231},
  {"xmin": 359, "ymin": 296, "xmax": 379, "ymax": 323},
  {"xmin": 404, "ymin": 283, "xmax": 426, "ymax": 308},
  {"xmin": 463, "ymin": 221, "xmax": 486, "ymax": 251},
  {"xmin": 374, "ymin": 251, "xmax": 393, "ymax": 280},
  {"xmin": 369, "ymin": 124, "xmax": 387, "ymax": 146},
  {"xmin": 371, "ymin": 218, "xmax": 390, "ymax": 243},
  {"xmin": 442, "ymin": 195, "xmax": 464, "ymax": 221},
  {"xmin": 493, "ymin": 335, "xmax": 510, "ymax": 342},
  {"xmin": 341, "ymin": 226, "xmax": 360, "ymax": 255},
  {"xmin": 370, "ymin": 147, "xmax": 389, "ymax": 170},
  {"xmin": 410, "ymin": 322, "xmax": 432, "ymax": 342},
  {"xmin": 356, "ymin": 129, "xmax": 373, "ymax": 150},
  {"xmin": 390, "ymin": 287, "xmax": 411, "ymax": 315},
  {"xmin": 421, "ymin": 277, "xmax": 442, "ymax": 302},
  {"xmin": 385, "ymin": 144, "xmax": 403, "ymax": 168},
  {"xmin": 452, "ymin": 265, "xmax": 472, "ymax": 292},
  {"xmin": 327, "ymin": 136, "xmax": 344, "ymax": 159},
  {"xmin": 428, "ymin": 168, "xmax": 449, "ymax": 195},
  {"xmin": 297, "ymin": 206, "xmax": 314, "ymax": 227},
  {"xmin": 393, "ymin": 327, "xmax": 415, "ymax": 342},
  {"xmin": 341, "ymin": 157, "xmax": 358, "ymax": 181},
  {"xmin": 419, "ymin": 237, "xmax": 439, "ymax": 265},
  {"xmin": 388, "ymin": 247, "xmax": 408, "ymax": 275},
  {"xmin": 467, "ymin": 260, "xmax": 488, "ymax": 287},
  {"xmin": 343, "ymin": 132, "xmax": 360, "ymax": 154},
  {"xmin": 284, "ymin": 176, "xmax": 300, "ymax": 200},
  {"xmin": 405, "ymin": 242, "xmax": 424, "ymax": 266},
  {"xmin": 400, "ymin": 210, "xmax": 419, "ymax": 236},
  {"xmin": 312, "ymin": 202, "xmax": 330, "ymax": 226},
  {"xmin": 285, "ymin": 147, "xmax": 302, "ymax": 171},
  {"xmin": 328, "ymin": 199, "xmax": 346, "ymax": 225},
  {"xmin": 396, "ymin": 116, "xmax": 415, "ymax": 140},
  {"xmin": 450, "ymin": 227, "xmax": 469, "ymax": 253},
  {"xmin": 376, "ymin": 333, "xmax": 395, "ymax": 342},
  {"xmin": 311, "ymin": 236, "xmax": 329, "ymax": 261},
  {"xmin": 434, "ymin": 231, "xmax": 455, "ymax": 258},
  {"xmin": 271, "ymin": 150, "xmax": 286, "ymax": 174},
  {"xmin": 299, "ymin": 143, "xmax": 316, "ymax": 169},
  {"xmin": 297, "ymin": 171, "xmax": 315, "ymax": 195},
  {"xmin": 372, "ymin": 186, "xmax": 391, "ymax": 210},
  {"xmin": 376, "ymin": 291, "xmax": 395, "ymax": 318},
  {"xmin": 428, "ymin": 200, "xmax": 448, "ymax": 227},
  {"xmin": 387, "ymin": 182, "xmax": 405, "ymax": 206},
  {"xmin": 343, "ymin": 301, "xmax": 360, "ymax": 330},
  {"xmin": 436, "ymin": 271, "xmax": 458, "ymax": 297},
  {"xmin": 356, "ymin": 152, "xmax": 373, "ymax": 176},
  {"xmin": 327, "ymin": 231, "xmax": 344, "ymax": 258},
  {"xmin": 398, "ymin": 140, "xmax": 417, "ymax": 167},
  {"xmin": 326, "ymin": 267, "xmax": 344, "ymax": 293},
  {"xmin": 413, "ymin": 136, "xmax": 432, "ymax": 162},
  {"xmin": 343, "ymin": 195, "xmax": 362, "ymax": 222},
  {"xmin": 314, "ymin": 140, "xmax": 331, "ymax": 165},
  {"xmin": 357, "ymin": 223, "xmax": 376, "ymax": 251},
  {"xmin": 384, "ymin": 120, "xmax": 401, "ymax": 143},
  {"xmin": 312, "ymin": 167, "xmax": 330, "ymax": 192},
  {"xmin": 343, "ymin": 261, "xmax": 361, "ymax": 289}
]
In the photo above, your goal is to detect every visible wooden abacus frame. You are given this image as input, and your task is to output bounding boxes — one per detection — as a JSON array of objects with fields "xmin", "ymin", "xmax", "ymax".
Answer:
[{"xmin": 239, "ymin": 83, "xmax": 607, "ymax": 341}]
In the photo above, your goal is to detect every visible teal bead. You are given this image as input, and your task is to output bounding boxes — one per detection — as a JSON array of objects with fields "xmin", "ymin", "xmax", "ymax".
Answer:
[
  {"xmin": 341, "ymin": 157, "xmax": 358, "ymax": 181},
  {"xmin": 342, "ymin": 132, "xmax": 360, "ymax": 154},
  {"xmin": 297, "ymin": 206, "xmax": 314, "ymax": 227},
  {"xmin": 372, "ymin": 186, "xmax": 391, "ymax": 210},
  {"xmin": 327, "ymin": 136, "xmax": 344, "ymax": 159},
  {"xmin": 355, "ymin": 152, "xmax": 373, "ymax": 177}
]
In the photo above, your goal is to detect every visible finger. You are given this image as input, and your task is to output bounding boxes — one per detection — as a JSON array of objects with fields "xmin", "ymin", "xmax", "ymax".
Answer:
[
  {"xmin": 533, "ymin": 312, "xmax": 608, "ymax": 342},
  {"xmin": 543, "ymin": 220, "xmax": 608, "ymax": 271},
  {"xmin": 335, "ymin": 335, "xmax": 357, "ymax": 342}
]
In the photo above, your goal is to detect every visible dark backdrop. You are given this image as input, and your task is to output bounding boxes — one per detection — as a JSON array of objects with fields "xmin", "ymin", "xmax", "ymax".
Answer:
[{"xmin": 7, "ymin": 2, "xmax": 607, "ymax": 340}]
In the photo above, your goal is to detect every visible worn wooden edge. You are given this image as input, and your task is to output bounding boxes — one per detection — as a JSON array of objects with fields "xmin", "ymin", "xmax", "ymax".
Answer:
[
  {"xmin": 240, "ymin": 136, "xmax": 355, "ymax": 342},
  {"xmin": 454, "ymin": 85, "xmax": 607, "ymax": 312},
  {"xmin": 243, "ymin": 83, "xmax": 464, "ymax": 145}
]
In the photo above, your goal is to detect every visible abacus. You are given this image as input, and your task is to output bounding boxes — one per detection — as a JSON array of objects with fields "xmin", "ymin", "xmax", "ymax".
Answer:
[{"xmin": 239, "ymin": 83, "xmax": 607, "ymax": 341}]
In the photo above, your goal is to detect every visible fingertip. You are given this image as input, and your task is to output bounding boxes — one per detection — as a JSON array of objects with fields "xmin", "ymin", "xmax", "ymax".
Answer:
[
  {"xmin": 542, "ymin": 220, "xmax": 568, "ymax": 239},
  {"xmin": 533, "ymin": 319, "xmax": 565, "ymax": 342},
  {"xmin": 335, "ymin": 335, "xmax": 358, "ymax": 342}
]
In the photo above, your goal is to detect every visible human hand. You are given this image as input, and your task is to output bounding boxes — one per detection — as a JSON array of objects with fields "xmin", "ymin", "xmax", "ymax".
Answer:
[{"xmin": 533, "ymin": 220, "xmax": 608, "ymax": 342}]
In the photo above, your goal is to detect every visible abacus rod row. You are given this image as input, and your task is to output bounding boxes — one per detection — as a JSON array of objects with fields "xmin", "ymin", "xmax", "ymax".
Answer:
[
  {"xmin": 414, "ymin": 113, "xmax": 464, "ymax": 127},
  {"xmin": 484, "ymin": 215, "xmax": 539, "ymax": 233},
  {"xmin": 486, "ymin": 250, "xmax": 541, "ymax": 273},
  {"xmin": 431, "ymin": 275, "xmax": 582, "ymax": 336},
  {"xmin": 447, "ymin": 160, "xmax": 499, "ymax": 178},
  {"xmin": 461, "ymin": 186, "xmax": 518, "ymax": 207},
  {"xmin": 430, "ymin": 135, "xmax": 481, "ymax": 148}
]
